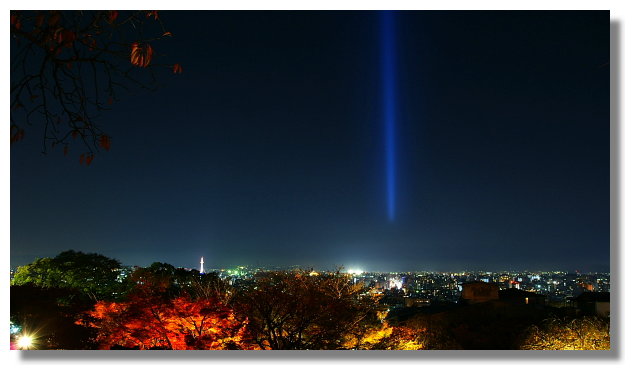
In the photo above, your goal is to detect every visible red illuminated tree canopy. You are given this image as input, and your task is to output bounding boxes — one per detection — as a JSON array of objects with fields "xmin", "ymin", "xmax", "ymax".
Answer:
[{"xmin": 82, "ymin": 293, "xmax": 254, "ymax": 350}]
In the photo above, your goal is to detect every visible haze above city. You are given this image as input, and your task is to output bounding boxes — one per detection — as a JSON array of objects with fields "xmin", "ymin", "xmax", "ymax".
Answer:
[{"xmin": 10, "ymin": 11, "xmax": 609, "ymax": 272}]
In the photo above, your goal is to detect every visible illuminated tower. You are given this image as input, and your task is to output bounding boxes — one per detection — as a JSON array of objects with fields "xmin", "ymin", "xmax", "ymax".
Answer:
[{"xmin": 200, "ymin": 256, "xmax": 205, "ymax": 274}]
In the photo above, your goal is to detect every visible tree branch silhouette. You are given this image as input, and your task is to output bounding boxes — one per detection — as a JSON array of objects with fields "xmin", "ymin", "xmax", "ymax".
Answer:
[{"xmin": 10, "ymin": 10, "xmax": 182, "ymax": 164}]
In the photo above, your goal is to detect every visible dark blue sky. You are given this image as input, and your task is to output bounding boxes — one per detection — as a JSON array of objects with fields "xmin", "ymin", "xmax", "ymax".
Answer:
[{"xmin": 10, "ymin": 11, "xmax": 609, "ymax": 272}]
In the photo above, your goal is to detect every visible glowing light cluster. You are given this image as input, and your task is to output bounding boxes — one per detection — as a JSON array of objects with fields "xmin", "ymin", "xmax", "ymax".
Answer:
[{"xmin": 388, "ymin": 277, "xmax": 403, "ymax": 290}]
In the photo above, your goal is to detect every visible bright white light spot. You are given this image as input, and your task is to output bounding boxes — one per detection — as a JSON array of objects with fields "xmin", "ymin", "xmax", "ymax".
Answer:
[
  {"xmin": 388, "ymin": 277, "xmax": 403, "ymax": 290},
  {"xmin": 17, "ymin": 335, "xmax": 33, "ymax": 349},
  {"xmin": 347, "ymin": 269, "xmax": 364, "ymax": 275}
]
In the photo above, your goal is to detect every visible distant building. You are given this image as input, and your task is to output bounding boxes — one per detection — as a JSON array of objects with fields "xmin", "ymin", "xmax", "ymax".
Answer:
[
  {"xmin": 574, "ymin": 292, "xmax": 610, "ymax": 317},
  {"xmin": 460, "ymin": 281, "xmax": 499, "ymax": 304}
]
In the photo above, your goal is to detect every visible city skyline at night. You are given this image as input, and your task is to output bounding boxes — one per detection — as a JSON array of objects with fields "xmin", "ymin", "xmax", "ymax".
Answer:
[{"xmin": 7, "ymin": 8, "xmax": 618, "ymax": 355}]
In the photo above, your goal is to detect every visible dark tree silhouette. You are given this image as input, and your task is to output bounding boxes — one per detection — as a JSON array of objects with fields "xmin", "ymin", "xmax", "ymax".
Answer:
[
  {"xmin": 10, "ymin": 10, "xmax": 182, "ymax": 163},
  {"xmin": 11, "ymin": 284, "xmax": 98, "ymax": 349},
  {"xmin": 125, "ymin": 262, "xmax": 231, "ymax": 302},
  {"xmin": 236, "ymin": 271, "xmax": 379, "ymax": 350}
]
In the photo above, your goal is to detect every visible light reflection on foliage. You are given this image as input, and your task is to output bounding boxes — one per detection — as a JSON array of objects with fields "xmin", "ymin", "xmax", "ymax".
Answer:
[{"xmin": 520, "ymin": 316, "xmax": 610, "ymax": 350}]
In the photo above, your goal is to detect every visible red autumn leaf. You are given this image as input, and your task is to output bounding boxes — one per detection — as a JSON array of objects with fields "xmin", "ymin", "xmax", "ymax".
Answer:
[
  {"xmin": 71, "ymin": 130, "xmax": 79, "ymax": 139},
  {"xmin": 11, "ymin": 14, "xmax": 21, "ymax": 30},
  {"xmin": 130, "ymin": 42, "xmax": 154, "ymax": 68},
  {"xmin": 79, "ymin": 153, "xmax": 85, "ymax": 164},
  {"xmin": 130, "ymin": 42, "xmax": 140, "ymax": 65},
  {"xmin": 99, "ymin": 135, "xmax": 111, "ymax": 151},
  {"xmin": 10, "ymin": 128, "xmax": 25, "ymax": 143},
  {"xmin": 108, "ymin": 11, "xmax": 118, "ymax": 24},
  {"xmin": 86, "ymin": 155, "xmax": 94, "ymax": 166},
  {"xmin": 163, "ymin": 31, "xmax": 173, "ymax": 37},
  {"xmin": 146, "ymin": 11, "xmax": 159, "ymax": 20},
  {"xmin": 107, "ymin": 97, "xmax": 114, "ymax": 106},
  {"xmin": 172, "ymin": 63, "xmax": 183, "ymax": 74}
]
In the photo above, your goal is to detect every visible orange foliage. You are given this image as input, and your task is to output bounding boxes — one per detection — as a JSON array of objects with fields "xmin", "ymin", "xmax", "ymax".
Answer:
[
  {"xmin": 343, "ymin": 323, "xmax": 425, "ymax": 350},
  {"xmin": 81, "ymin": 294, "xmax": 255, "ymax": 350},
  {"xmin": 146, "ymin": 11, "xmax": 159, "ymax": 20},
  {"xmin": 130, "ymin": 42, "xmax": 154, "ymax": 68},
  {"xmin": 386, "ymin": 326, "xmax": 425, "ymax": 350}
]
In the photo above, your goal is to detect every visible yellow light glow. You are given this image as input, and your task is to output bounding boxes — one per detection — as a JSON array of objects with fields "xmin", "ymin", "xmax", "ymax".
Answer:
[
  {"xmin": 347, "ymin": 269, "xmax": 363, "ymax": 275},
  {"xmin": 17, "ymin": 335, "xmax": 33, "ymax": 349}
]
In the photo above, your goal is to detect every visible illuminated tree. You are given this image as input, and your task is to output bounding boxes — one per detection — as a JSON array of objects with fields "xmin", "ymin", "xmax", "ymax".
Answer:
[
  {"xmin": 342, "ymin": 311, "xmax": 426, "ymax": 350},
  {"xmin": 343, "ymin": 321, "xmax": 394, "ymax": 350},
  {"xmin": 10, "ymin": 10, "xmax": 181, "ymax": 161},
  {"xmin": 381, "ymin": 326, "xmax": 425, "ymax": 350},
  {"xmin": 520, "ymin": 316, "xmax": 610, "ymax": 350},
  {"xmin": 82, "ymin": 293, "xmax": 253, "ymax": 350},
  {"xmin": 11, "ymin": 250, "xmax": 124, "ymax": 301},
  {"xmin": 237, "ymin": 271, "xmax": 379, "ymax": 350}
]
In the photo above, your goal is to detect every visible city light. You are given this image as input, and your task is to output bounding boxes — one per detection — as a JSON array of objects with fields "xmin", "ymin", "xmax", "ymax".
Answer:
[
  {"xmin": 17, "ymin": 334, "xmax": 34, "ymax": 349},
  {"xmin": 9, "ymin": 321, "xmax": 21, "ymax": 335},
  {"xmin": 347, "ymin": 269, "xmax": 364, "ymax": 275}
]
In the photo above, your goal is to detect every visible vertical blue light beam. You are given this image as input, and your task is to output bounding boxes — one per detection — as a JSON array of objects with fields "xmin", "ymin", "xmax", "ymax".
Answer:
[{"xmin": 381, "ymin": 11, "xmax": 397, "ymax": 221}]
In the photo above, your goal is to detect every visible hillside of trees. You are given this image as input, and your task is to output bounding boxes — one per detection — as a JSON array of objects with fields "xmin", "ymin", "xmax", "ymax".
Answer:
[{"xmin": 10, "ymin": 251, "xmax": 610, "ymax": 350}]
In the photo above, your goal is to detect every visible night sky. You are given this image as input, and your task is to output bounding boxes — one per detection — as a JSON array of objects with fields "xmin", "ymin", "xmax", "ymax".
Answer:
[{"xmin": 10, "ymin": 11, "xmax": 609, "ymax": 272}]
